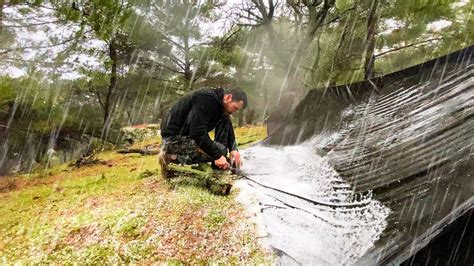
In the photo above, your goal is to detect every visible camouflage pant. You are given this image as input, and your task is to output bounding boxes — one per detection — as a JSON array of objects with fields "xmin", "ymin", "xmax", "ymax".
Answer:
[{"xmin": 161, "ymin": 135, "xmax": 227, "ymax": 165}]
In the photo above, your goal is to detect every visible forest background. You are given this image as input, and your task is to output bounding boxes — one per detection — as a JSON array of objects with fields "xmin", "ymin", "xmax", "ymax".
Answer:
[{"xmin": 0, "ymin": 0, "xmax": 472, "ymax": 174}]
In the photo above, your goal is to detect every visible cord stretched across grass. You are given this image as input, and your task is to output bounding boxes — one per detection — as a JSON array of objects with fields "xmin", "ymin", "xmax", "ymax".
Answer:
[{"xmin": 240, "ymin": 173, "xmax": 372, "ymax": 209}]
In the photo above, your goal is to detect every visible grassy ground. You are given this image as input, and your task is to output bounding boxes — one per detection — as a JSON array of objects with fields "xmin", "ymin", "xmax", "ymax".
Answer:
[{"xmin": 0, "ymin": 125, "xmax": 269, "ymax": 264}]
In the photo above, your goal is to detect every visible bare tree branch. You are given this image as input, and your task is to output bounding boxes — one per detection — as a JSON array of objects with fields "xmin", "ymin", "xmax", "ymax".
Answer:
[
  {"xmin": 151, "ymin": 3, "xmax": 168, "ymax": 17},
  {"xmin": 0, "ymin": 125, "xmax": 28, "ymax": 135},
  {"xmin": 216, "ymin": 26, "xmax": 243, "ymax": 56},
  {"xmin": 375, "ymin": 38, "xmax": 443, "ymax": 58},
  {"xmin": 24, "ymin": 2, "xmax": 60, "ymax": 11},
  {"xmin": 237, "ymin": 22, "xmax": 263, "ymax": 27},
  {"xmin": 169, "ymin": 54, "xmax": 186, "ymax": 71},
  {"xmin": 190, "ymin": 41, "xmax": 212, "ymax": 49},
  {"xmin": 3, "ymin": 19, "xmax": 66, "ymax": 28},
  {"xmin": 321, "ymin": 6, "xmax": 356, "ymax": 27},
  {"xmin": 241, "ymin": 7, "xmax": 264, "ymax": 21},
  {"xmin": 151, "ymin": 77, "xmax": 181, "ymax": 83},
  {"xmin": 160, "ymin": 35, "xmax": 185, "ymax": 51},
  {"xmin": 140, "ymin": 58, "xmax": 183, "ymax": 74},
  {"xmin": 90, "ymin": 87, "xmax": 105, "ymax": 111},
  {"xmin": 0, "ymin": 29, "xmax": 91, "ymax": 55}
]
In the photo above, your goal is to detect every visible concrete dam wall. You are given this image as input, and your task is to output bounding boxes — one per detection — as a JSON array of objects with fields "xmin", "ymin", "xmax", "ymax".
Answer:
[{"xmin": 264, "ymin": 46, "xmax": 473, "ymax": 264}]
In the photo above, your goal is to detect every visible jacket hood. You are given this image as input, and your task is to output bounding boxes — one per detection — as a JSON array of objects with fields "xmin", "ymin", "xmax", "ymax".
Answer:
[{"xmin": 198, "ymin": 87, "xmax": 224, "ymax": 110}]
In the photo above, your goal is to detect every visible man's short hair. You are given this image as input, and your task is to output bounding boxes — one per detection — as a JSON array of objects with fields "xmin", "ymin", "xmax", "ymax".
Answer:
[{"xmin": 224, "ymin": 87, "xmax": 248, "ymax": 109}]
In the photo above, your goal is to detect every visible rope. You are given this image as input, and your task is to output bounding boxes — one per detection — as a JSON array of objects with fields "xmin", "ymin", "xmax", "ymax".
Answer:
[{"xmin": 238, "ymin": 172, "xmax": 371, "ymax": 209}]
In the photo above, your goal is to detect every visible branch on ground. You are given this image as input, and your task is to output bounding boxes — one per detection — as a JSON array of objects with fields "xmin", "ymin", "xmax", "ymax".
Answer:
[
  {"xmin": 117, "ymin": 145, "xmax": 161, "ymax": 155},
  {"xmin": 74, "ymin": 155, "xmax": 108, "ymax": 168}
]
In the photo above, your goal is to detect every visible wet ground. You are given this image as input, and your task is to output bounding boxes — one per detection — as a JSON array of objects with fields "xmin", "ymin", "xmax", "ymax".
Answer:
[{"xmin": 236, "ymin": 143, "xmax": 390, "ymax": 265}]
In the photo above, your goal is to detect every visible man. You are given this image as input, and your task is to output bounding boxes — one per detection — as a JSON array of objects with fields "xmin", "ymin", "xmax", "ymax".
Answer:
[{"xmin": 158, "ymin": 87, "xmax": 248, "ymax": 175}]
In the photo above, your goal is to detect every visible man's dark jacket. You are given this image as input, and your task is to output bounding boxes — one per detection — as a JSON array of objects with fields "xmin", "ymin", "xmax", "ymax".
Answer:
[{"xmin": 160, "ymin": 87, "xmax": 237, "ymax": 160}]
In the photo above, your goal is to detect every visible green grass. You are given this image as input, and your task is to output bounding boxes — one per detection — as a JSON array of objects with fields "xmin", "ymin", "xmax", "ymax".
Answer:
[{"xmin": 0, "ymin": 125, "xmax": 271, "ymax": 264}]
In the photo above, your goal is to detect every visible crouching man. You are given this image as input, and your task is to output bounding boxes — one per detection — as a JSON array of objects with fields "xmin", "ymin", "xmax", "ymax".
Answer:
[{"xmin": 158, "ymin": 87, "xmax": 248, "ymax": 176}]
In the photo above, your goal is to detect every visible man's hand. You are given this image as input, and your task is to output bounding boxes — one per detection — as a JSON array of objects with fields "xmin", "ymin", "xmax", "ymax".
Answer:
[
  {"xmin": 214, "ymin": 156, "xmax": 229, "ymax": 169},
  {"xmin": 230, "ymin": 150, "xmax": 242, "ymax": 167}
]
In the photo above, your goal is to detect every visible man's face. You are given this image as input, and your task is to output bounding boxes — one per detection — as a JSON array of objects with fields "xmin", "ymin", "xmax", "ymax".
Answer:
[{"xmin": 223, "ymin": 94, "xmax": 244, "ymax": 114}]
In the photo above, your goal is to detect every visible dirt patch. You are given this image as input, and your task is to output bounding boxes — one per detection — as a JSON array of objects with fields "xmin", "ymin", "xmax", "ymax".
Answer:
[
  {"xmin": 0, "ymin": 172, "xmax": 69, "ymax": 193},
  {"xmin": 0, "ymin": 160, "xmax": 123, "ymax": 194},
  {"xmin": 0, "ymin": 178, "xmax": 18, "ymax": 193},
  {"xmin": 150, "ymin": 206, "xmax": 259, "ymax": 262},
  {"xmin": 59, "ymin": 224, "xmax": 104, "ymax": 249},
  {"xmin": 85, "ymin": 196, "xmax": 106, "ymax": 208},
  {"xmin": 143, "ymin": 179, "xmax": 167, "ymax": 193},
  {"xmin": 0, "ymin": 177, "xmax": 50, "ymax": 193},
  {"xmin": 57, "ymin": 207, "xmax": 78, "ymax": 218}
]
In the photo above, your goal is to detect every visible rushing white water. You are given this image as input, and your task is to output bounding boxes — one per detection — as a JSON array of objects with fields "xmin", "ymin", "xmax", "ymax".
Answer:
[{"xmin": 236, "ymin": 139, "xmax": 390, "ymax": 265}]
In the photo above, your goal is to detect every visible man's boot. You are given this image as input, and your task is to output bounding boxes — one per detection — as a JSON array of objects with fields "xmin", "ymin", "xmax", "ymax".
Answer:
[{"xmin": 157, "ymin": 150, "xmax": 177, "ymax": 178}]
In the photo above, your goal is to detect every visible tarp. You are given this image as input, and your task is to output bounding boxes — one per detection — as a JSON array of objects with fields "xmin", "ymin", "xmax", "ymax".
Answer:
[{"xmin": 263, "ymin": 46, "xmax": 473, "ymax": 264}]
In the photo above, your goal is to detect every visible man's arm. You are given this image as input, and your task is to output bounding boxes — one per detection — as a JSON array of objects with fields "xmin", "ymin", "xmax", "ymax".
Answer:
[
  {"xmin": 188, "ymin": 95, "xmax": 224, "ymax": 160},
  {"xmin": 225, "ymin": 118, "xmax": 242, "ymax": 167},
  {"xmin": 226, "ymin": 118, "xmax": 238, "ymax": 152}
]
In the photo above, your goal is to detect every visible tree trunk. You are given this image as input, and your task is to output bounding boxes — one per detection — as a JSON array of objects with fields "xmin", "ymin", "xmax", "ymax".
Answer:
[
  {"xmin": 183, "ymin": 19, "xmax": 193, "ymax": 90},
  {"xmin": 262, "ymin": 77, "xmax": 269, "ymax": 123},
  {"xmin": 0, "ymin": 0, "xmax": 3, "ymax": 33},
  {"xmin": 364, "ymin": 0, "xmax": 379, "ymax": 80},
  {"xmin": 183, "ymin": 40, "xmax": 191, "ymax": 84},
  {"xmin": 184, "ymin": 59, "xmax": 192, "ymax": 88},
  {"xmin": 103, "ymin": 37, "xmax": 118, "ymax": 138},
  {"xmin": 280, "ymin": 0, "xmax": 335, "ymax": 95}
]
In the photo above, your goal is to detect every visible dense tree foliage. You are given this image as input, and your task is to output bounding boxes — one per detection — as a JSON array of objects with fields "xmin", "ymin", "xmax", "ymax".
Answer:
[{"xmin": 0, "ymin": 0, "xmax": 472, "ymax": 173}]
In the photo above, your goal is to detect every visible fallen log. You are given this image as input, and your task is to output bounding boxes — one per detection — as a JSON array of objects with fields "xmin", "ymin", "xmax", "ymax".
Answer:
[
  {"xmin": 117, "ymin": 144, "xmax": 161, "ymax": 155},
  {"xmin": 117, "ymin": 148, "xmax": 160, "ymax": 155},
  {"xmin": 73, "ymin": 155, "xmax": 107, "ymax": 168},
  {"xmin": 165, "ymin": 164, "xmax": 237, "ymax": 196}
]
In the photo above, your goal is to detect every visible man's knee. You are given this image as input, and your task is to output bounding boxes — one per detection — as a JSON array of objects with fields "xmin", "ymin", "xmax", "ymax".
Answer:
[
  {"xmin": 162, "ymin": 136, "xmax": 227, "ymax": 164},
  {"xmin": 161, "ymin": 136, "xmax": 199, "ymax": 164}
]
